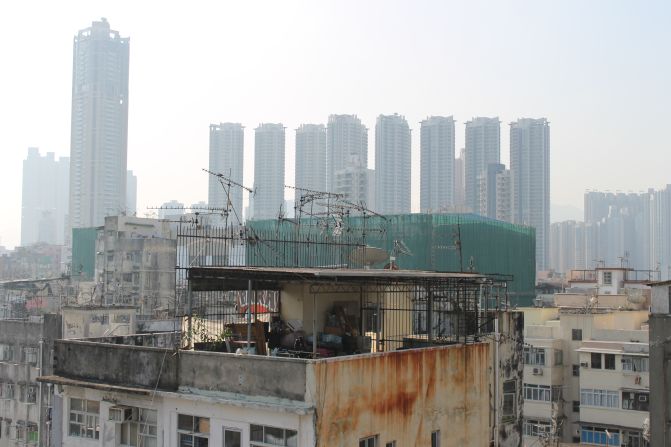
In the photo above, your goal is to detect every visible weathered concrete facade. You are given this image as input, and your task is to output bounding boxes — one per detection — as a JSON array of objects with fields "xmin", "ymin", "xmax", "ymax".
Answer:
[
  {"xmin": 41, "ymin": 311, "xmax": 523, "ymax": 447},
  {"xmin": 649, "ymin": 280, "xmax": 671, "ymax": 445},
  {"xmin": 0, "ymin": 314, "xmax": 61, "ymax": 447}
]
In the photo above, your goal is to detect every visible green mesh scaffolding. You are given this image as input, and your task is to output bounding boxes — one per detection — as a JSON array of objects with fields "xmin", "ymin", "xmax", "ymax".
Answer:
[{"xmin": 248, "ymin": 213, "xmax": 536, "ymax": 306}]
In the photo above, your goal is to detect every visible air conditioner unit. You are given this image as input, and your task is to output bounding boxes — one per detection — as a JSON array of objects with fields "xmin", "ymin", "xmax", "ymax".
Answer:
[
  {"xmin": 580, "ymin": 362, "xmax": 589, "ymax": 367},
  {"xmin": 109, "ymin": 406, "xmax": 133, "ymax": 423},
  {"xmin": 639, "ymin": 394, "xmax": 648, "ymax": 402},
  {"xmin": 532, "ymin": 367, "xmax": 543, "ymax": 375}
]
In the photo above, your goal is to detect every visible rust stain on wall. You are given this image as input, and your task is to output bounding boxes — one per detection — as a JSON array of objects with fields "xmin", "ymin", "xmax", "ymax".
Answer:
[{"xmin": 311, "ymin": 343, "xmax": 491, "ymax": 447}]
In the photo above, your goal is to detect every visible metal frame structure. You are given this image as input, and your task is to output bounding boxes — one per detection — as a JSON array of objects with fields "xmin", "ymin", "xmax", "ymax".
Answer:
[{"xmin": 182, "ymin": 266, "xmax": 510, "ymax": 355}]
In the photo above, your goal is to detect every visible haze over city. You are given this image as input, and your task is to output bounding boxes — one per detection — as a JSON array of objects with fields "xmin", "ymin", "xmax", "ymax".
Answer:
[{"xmin": 1, "ymin": 0, "xmax": 669, "ymax": 249}]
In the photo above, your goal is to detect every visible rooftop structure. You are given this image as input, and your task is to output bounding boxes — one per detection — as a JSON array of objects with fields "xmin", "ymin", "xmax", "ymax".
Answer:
[{"xmin": 40, "ymin": 266, "xmax": 524, "ymax": 446}]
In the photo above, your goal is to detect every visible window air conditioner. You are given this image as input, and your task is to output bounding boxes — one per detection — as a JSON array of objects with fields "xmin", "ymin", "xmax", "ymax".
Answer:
[
  {"xmin": 580, "ymin": 362, "xmax": 588, "ymax": 367},
  {"xmin": 532, "ymin": 367, "xmax": 543, "ymax": 375},
  {"xmin": 639, "ymin": 395, "xmax": 648, "ymax": 402}
]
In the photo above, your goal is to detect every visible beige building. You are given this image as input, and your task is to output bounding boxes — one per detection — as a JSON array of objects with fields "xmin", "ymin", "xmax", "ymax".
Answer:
[{"xmin": 522, "ymin": 266, "xmax": 651, "ymax": 446}]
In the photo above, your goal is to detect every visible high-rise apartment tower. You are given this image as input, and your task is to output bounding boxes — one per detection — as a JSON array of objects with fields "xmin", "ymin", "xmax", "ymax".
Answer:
[
  {"xmin": 68, "ymin": 18, "xmax": 130, "ymax": 230},
  {"xmin": 375, "ymin": 114, "xmax": 411, "ymax": 215},
  {"xmin": 464, "ymin": 117, "xmax": 500, "ymax": 214},
  {"xmin": 326, "ymin": 115, "xmax": 368, "ymax": 192},
  {"xmin": 420, "ymin": 116, "xmax": 455, "ymax": 213},
  {"xmin": 253, "ymin": 123, "xmax": 285, "ymax": 220},
  {"xmin": 510, "ymin": 118, "xmax": 550, "ymax": 271},
  {"xmin": 295, "ymin": 124, "xmax": 327, "ymax": 210},
  {"xmin": 208, "ymin": 123, "xmax": 245, "ymax": 222}
]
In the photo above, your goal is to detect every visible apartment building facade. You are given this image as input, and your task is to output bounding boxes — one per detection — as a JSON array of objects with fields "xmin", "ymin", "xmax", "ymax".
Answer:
[
  {"xmin": 0, "ymin": 315, "xmax": 61, "ymax": 447},
  {"xmin": 522, "ymin": 267, "xmax": 651, "ymax": 446}
]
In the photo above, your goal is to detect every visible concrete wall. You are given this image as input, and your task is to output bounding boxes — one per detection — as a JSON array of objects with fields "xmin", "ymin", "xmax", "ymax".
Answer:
[
  {"xmin": 179, "ymin": 351, "xmax": 307, "ymax": 401},
  {"xmin": 650, "ymin": 314, "xmax": 671, "ymax": 445},
  {"xmin": 309, "ymin": 343, "xmax": 492, "ymax": 447},
  {"xmin": 53, "ymin": 341, "xmax": 179, "ymax": 391},
  {"xmin": 307, "ymin": 311, "xmax": 523, "ymax": 447}
]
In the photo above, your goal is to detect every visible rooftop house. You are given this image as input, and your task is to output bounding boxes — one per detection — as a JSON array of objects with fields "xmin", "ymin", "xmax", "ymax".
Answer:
[{"xmin": 40, "ymin": 266, "xmax": 524, "ymax": 447}]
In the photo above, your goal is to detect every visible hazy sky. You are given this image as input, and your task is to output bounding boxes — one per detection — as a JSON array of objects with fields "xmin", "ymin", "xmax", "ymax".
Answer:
[{"xmin": 1, "ymin": 0, "xmax": 669, "ymax": 249}]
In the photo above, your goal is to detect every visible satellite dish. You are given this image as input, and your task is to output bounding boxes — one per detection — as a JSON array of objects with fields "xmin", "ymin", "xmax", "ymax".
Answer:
[{"xmin": 350, "ymin": 246, "xmax": 388, "ymax": 268}]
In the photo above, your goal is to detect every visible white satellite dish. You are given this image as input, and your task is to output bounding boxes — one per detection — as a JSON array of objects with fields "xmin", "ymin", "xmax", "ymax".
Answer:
[{"xmin": 350, "ymin": 246, "xmax": 389, "ymax": 268}]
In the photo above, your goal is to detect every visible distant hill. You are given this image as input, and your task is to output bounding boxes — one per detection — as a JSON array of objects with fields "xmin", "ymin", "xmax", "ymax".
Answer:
[{"xmin": 551, "ymin": 203, "xmax": 583, "ymax": 223}]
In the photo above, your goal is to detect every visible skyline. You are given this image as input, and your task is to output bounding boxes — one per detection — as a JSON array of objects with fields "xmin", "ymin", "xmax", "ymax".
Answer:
[{"xmin": 1, "ymin": 0, "xmax": 670, "ymax": 248}]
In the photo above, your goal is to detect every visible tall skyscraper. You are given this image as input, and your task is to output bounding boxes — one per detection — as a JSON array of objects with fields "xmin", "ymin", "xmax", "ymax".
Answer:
[
  {"xmin": 208, "ymin": 123, "xmax": 245, "ymax": 221},
  {"xmin": 420, "ymin": 116, "xmax": 455, "ymax": 213},
  {"xmin": 253, "ymin": 123, "xmax": 285, "ymax": 220},
  {"xmin": 375, "ymin": 114, "xmax": 411, "ymax": 215},
  {"xmin": 21, "ymin": 148, "xmax": 69, "ymax": 246},
  {"xmin": 510, "ymin": 118, "xmax": 550, "ymax": 271},
  {"xmin": 294, "ymin": 124, "xmax": 327, "ymax": 208},
  {"xmin": 126, "ymin": 170, "xmax": 137, "ymax": 216},
  {"xmin": 69, "ymin": 18, "xmax": 130, "ymax": 230},
  {"xmin": 464, "ymin": 117, "xmax": 500, "ymax": 214},
  {"xmin": 327, "ymin": 114, "xmax": 368, "ymax": 192}
]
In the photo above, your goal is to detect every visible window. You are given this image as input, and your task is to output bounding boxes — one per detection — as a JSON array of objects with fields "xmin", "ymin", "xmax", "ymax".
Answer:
[
  {"xmin": 591, "ymin": 353, "xmax": 602, "ymax": 369},
  {"xmin": 251, "ymin": 424, "xmax": 297, "ymax": 447},
  {"xmin": 69, "ymin": 398, "xmax": 100, "ymax": 439},
  {"xmin": 502, "ymin": 380, "xmax": 517, "ymax": 419},
  {"xmin": 524, "ymin": 384, "xmax": 560, "ymax": 402},
  {"xmin": 0, "ymin": 383, "xmax": 14, "ymax": 399},
  {"xmin": 573, "ymin": 400, "xmax": 580, "ymax": 413},
  {"xmin": 580, "ymin": 389, "xmax": 619, "ymax": 408},
  {"xmin": 16, "ymin": 421, "xmax": 38, "ymax": 444},
  {"xmin": 603, "ymin": 271, "xmax": 613, "ymax": 285},
  {"xmin": 572, "ymin": 364, "xmax": 580, "ymax": 377},
  {"xmin": 223, "ymin": 428, "xmax": 241, "ymax": 447},
  {"xmin": 22, "ymin": 347, "xmax": 38, "ymax": 365},
  {"xmin": 554, "ymin": 349, "xmax": 563, "ymax": 366},
  {"xmin": 19, "ymin": 384, "xmax": 38, "ymax": 404},
  {"xmin": 523, "ymin": 347, "xmax": 546, "ymax": 366},
  {"xmin": 523, "ymin": 419, "xmax": 552, "ymax": 437},
  {"xmin": 622, "ymin": 356, "xmax": 649, "ymax": 372},
  {"xmin": 431, "ymin": 430, "xmax": 440, "ymax": 447},
  {"xmin": 626, "ymin": 430, "xmax": 648, "ymax": 447},
  {"xmin": 604, "ymin": 354, "xmax": 615, "ymax": 370},
  {"xmin": 359, "ymin": 435, "xmax": 378, "ymax": 447},
  {"xmin": 178, "ymin": 414, "xmax": 209, "ymax": 447},
  {"xmin": 572, "ymin": 329, "xmax": 582, "ymax": 341},
  {"xmin": 622, "ymin": 391, "xmax": 649, "ymax": 412},
  {"xmin": 0, "ymin": 344, "xmax": 15, "ymax": 361},
  {"xmin": 118, "ymin": 407, "xmax": 157, "ymax": 447},
  {"xmin": 581, "ymin": 426, "xmax": 620, "ymax": 446}
]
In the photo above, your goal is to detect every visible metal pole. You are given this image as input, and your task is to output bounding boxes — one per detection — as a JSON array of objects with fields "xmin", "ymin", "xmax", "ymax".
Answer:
[
  {"xmin": 37, "ymin": 337, "xmax": 44, "ymax": 447},
  {"xmin": 494, "ymin": 314, "xmax": 500, "ymax": 447},
  {"xmin": 312, "ymin": 292, "xmax": 317, "ymax": 358},
  {"xmin": 247, "ymin": 280, "xmax": 252, "ymax": 351},
  {"xmin": 427, "ymin": 286, "xmax": 433, "ymax": 345},
  {"xmin": 186, "ymin": 280, "xmax": 193, "ymax": 349}
]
